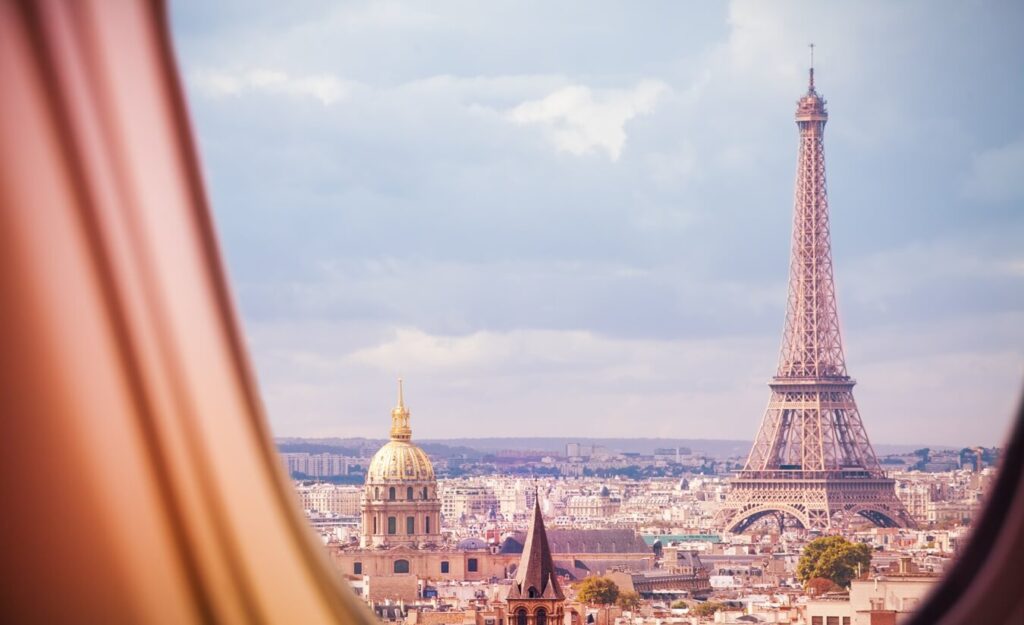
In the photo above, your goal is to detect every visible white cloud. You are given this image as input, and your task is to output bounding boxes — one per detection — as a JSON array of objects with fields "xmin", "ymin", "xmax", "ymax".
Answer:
[
  {"xmin": 855, "ymin": 347, "xmax": 1023, "ymax": 446},
  {"xmin": 962, "ymin": 136, "xmax": 1024, "ymax": 202},
  {"xmin": 645, "ymin": 144, "xmax": 699, "ymax": 189},
  {"xmin": 348, "ymin": 327, "xmax": 517, "ymax": 370},
  {"xmin": 346, "ymin": 326, "xmax": 758, "ymax": 376},
  {"xmin": 1000, "ymin": 259, "xmax": 1024, "ymax": 277},
  {"xmin": 248, "ymin": 320, "xmax": 775, "ymax": 439},
  {"xmin": 842, "ymin": 240, "xmax": 1024, "ymax": 312},
  {"xmin": 245, "ymin": 318, "xmax": 1020, "ymax": 445},
  {"xmin": 507, "ymin": 80, "xmax": 669, "ymax": 161},
  {"xmin": 172, "ymin": 1, "xmax": 1024, "ymax": 446},
  {"xmin": 190, "ymin": 68, "xmax": 354, "ymax": 105}
]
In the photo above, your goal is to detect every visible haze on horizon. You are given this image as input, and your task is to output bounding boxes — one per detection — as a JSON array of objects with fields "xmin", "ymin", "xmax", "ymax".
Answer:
[{"xmin": 170, "ymin": 1, "xmax": 1024, "ymax": 447}]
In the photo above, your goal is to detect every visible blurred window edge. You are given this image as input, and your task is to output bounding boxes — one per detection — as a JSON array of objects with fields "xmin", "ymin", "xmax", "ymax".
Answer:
[{"xmin": 0, "ymin": 1, "xmax": 1021, "ymax": 624}]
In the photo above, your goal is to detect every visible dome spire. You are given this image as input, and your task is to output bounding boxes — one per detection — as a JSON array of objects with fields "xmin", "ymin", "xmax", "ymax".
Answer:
[{"xmin": 390, "ymin": 378, "xmax": 412, "ymax": 441}]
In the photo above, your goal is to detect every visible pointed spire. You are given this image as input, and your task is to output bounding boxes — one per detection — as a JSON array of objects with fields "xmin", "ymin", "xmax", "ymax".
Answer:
[
  {"xmin": 390, "ymin": 378, "xmax": 412, "ymax": 441},
  {"xmin": 808, "ymin": 43, "xmax": 816, "ymax": 92},
  {"xmin": 795, "ymin": 44, "xmax": 827, "ymax": 123},
  {"xmin": 508, "ymin": 494, "xmax": 564, "ymax": 601}
]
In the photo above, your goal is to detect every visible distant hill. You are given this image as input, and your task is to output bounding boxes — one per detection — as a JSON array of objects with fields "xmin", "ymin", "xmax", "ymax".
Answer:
[
  {"xmin": 423, "ymin": 437, "xmax": 751, "ymax": 458},
  {"xmin": 276, "ymin": 442, "xmax": 361, "ymax": 456},
  {"xmin": 275, "ymin": 437, "xmax": 482, "ymax": 458},
  {"xmin": 275, "ymin": 436, "xmax": 944, "ymax": 459}
]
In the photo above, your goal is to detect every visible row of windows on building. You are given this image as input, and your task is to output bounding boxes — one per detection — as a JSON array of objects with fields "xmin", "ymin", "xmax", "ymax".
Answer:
[
  {"xmin": 350, "ymin": 558, "xmax": 478, "ymax": 575},
  {"xmin": 374, "ymin": 486, "xmax": 431, "ymax": 501},
  {"xmin": 511, "ymin": 607, "xmax": 551, "ymax": 625},
  {"xmin": 371, "ymin": 515, "xmax": 432, "ymax": 535}
]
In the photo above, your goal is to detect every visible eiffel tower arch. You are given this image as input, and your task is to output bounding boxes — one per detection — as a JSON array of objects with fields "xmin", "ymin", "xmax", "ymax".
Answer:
[{"xmin": 716, "ymin": 58, "xmax": 915, "ymax": 534}]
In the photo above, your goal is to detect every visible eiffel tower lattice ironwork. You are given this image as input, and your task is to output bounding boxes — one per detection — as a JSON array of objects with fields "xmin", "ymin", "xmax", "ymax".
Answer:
[{"xmin": 716, "ymin": 58, "xmax": 915, "ymax": 533}]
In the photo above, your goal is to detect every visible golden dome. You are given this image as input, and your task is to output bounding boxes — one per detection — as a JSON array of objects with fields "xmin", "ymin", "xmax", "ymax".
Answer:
[
  {"xmin": 365, "ymin": 379, "xmax": 435, "ymax": 482},
  {"xmin": 367, "ymin": 440, "xmax": 435, "ymax": 482}
]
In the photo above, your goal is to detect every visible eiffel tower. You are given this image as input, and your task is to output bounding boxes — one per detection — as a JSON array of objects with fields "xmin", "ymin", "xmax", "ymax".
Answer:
[{"xmin": 717, "ymin": 53, "xmax": 915, "ymax": 533}]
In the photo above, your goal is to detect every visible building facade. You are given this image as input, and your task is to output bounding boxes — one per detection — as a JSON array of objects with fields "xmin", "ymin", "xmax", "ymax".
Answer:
[
  {"xmin": 295, "ymin": 483, "xmax": 362, "ymax": 515},
  {"xmin": 281, "ymin": 452, "xmax": 355, "ymax": 478}
]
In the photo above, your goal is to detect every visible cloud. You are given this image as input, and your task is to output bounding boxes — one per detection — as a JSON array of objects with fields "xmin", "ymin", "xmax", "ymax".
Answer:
[
  {"xmin": 840, "ymin": 238, "xmax": 1024, "ymax": 318},
  {"xmin": 234, "ymin": 257, "xmax": 786, "ymax": 342},
  {"xmin": 962, "ymin": 136, "xmax": 1024, "ymax": 202},
  {"xmin": 507, "ymin": 80, "xmax": 669, "ymax": 161},
  {"xmin": 170, "ymin": 0, "xmax": 1024, "ymax": 446},
  {"xmin": 346, "ymin": 326, "xmax": 763, "ymax": 378},
  {"xmin": 855, "ymin": 346, "xmax": 1023, "ymax": 446},
  {"xmin": 245, "ymin": 317, "xmax": 1021, "ymax": 445},
  {"xmin": 190, "ymin": 68, "xmax": 354, "ymax": 105},
  {"xmin": 248, "ymin": 320, "xmax": 776, "ymax": 439},
  {"xmin": 349, "ymin": 327, "xmax": 511, "ymax": 370}
]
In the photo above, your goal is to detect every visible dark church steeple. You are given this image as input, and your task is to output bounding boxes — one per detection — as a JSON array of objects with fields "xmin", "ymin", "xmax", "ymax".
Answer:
[
  {"xmin": 506, "ymin": 493, "xmax": 565, "ymax": 625},
  {"xmin": 508, "ymin": 496, "xmax": 564, "ymax": 600}
]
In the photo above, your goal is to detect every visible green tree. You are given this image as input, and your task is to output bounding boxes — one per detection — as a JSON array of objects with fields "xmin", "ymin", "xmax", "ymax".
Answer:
[
  {"xmin": 576, "ymin": 577, "xmax": 620, "ymax": 605},
  {"xmin": 797, "ymin": 536, "xmax": 872, "ymax": 588},
  {"xmin": 616, "ymin": 591, "xmax": 640, "ymax": 611},
  {"xmin": 670, "ymin": 600, "xmax": 688, "ymax": 610},
  {"xmin": 691, "ymin": 601, "xmax": 725, "ymax": 617}
]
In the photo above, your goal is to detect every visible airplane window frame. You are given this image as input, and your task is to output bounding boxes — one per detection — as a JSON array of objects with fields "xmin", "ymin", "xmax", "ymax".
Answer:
[{"xmin": 0, "ymin": 1, "xmax": 1021, "ymax": 623}]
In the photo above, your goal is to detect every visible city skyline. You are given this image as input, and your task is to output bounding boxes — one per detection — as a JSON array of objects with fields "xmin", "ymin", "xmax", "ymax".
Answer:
[{"xmin": 170, "ymin": 1, "xmax": 1023, "ymax": 445}]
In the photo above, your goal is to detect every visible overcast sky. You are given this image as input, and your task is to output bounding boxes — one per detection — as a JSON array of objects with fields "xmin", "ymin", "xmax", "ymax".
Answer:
[{"xmin": 169, "ymin": 1, "xmax": 1023, "ymax": 446}]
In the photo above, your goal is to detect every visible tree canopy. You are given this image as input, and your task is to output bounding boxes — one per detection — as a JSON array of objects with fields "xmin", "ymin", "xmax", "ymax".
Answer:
[
  {"xmin": 797, "ymin": 536, "xmax": 872, "ymax": 588},
  {"xmin": 691, "ymin": 601, "xmax": 726, "ymax": 617},
  {"xmin": 616, "ymin": 591, "xmax": 640, "ymax": 611},
  {"xmin": 575, "ymin": 577, "xmax": 620, "ymax": 605}
]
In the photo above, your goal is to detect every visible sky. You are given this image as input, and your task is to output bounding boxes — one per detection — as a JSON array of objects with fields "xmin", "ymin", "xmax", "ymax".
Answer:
[{"xmin": 169, "ymin": 1, "xmax": 1024, "ymax": 446}]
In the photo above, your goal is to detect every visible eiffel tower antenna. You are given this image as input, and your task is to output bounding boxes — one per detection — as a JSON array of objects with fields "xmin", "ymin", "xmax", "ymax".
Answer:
[
  {"xmin": 808, "ymin": 43, "xmax": 815, "ymax": 90},
  {"xmin": 716, "ymin": 55, "xmax": 915, "ymax": 533}
]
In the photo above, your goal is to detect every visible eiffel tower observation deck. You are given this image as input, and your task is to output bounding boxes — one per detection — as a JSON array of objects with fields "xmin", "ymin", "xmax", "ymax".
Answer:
[{"xmin": 717, "ymin": 52, "xmax": 915, "ymax": 533}]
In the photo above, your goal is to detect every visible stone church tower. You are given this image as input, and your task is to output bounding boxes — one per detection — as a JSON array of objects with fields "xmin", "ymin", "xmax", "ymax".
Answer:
[{"xmin": 506, "ymin": 495, "xmax": 565, "ymax": 625}]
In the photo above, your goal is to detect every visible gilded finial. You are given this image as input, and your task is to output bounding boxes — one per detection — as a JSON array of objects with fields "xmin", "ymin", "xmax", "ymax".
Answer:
[{"xmin": 390, "ymin": 378, "xmax": 412, "ymax": 441}]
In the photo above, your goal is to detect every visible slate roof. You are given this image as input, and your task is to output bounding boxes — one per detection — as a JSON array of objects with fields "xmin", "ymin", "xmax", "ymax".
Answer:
[
  {"xmin": 553, "ymin": 558, "xmax": 653, "ymax": 579},
  {"xmin": 506, "ymin": 498, "xmax": 565, "ymax": 601},
  {"xmin": 501, "ymin": 529, "xmax": 651, "ymax": 555},
  {"xmin": 676, "ymin": 551, "xmax": 707, "ymax": 570},
  {"xmin": 641, "ymin": 534, "xmax": 720, "ymax": 546}
]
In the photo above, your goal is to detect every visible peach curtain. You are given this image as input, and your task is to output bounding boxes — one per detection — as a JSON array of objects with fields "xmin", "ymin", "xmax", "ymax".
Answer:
[{"xmin": 0, "ymin": 1, "xmax": 369, "ymax": 622}]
